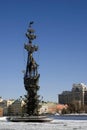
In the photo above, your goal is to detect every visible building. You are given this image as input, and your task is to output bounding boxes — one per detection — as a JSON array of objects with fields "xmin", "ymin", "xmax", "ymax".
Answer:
[
  {"xmin": 0, "ymin": 108, "xmax": 3, "ymax": 117},
  {"xmin": 0, "ymin": 97, "xmax": 26, "ymax": 116},
  {"xmin": 56, "ymin": 104, "xmax": 68, "ymax": 114},
  {"xmin": 8, "ymin": 99, "xmax": 24, "ymax": 116},
  {"xmin": 0, "ymin": 97, "xmax": 3, "ymax": 102},
  {"xmin": 58, "ymin": 83, "xmax": 87, "ymax": 108},
  {"xmin": 7, "ymin": 99, "xmax": 15, "ymax": 107},
  {"xmin": 0, "ymin": 97, "xmax": 8, "ymax": 116},
  {"xmin": 39, "ymin": 102, "xmax": 57, "ymax": 114}
]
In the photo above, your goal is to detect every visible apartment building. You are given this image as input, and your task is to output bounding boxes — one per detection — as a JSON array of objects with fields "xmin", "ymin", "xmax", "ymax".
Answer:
[
  {"xmin": 58, "ymin": 83, "xmax": 87, "ymax": 108},
  {"xmin": 8, "ymin": 99, "xmax": 23, "ymax": 116}
]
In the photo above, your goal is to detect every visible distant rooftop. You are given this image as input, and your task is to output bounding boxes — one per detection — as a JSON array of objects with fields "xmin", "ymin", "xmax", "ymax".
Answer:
[{"xmin": 72, "ymin": 83, "xmax": 87, "ymax": 92}]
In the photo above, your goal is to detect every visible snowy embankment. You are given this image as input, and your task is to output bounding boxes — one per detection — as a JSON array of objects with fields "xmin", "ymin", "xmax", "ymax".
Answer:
[
  {"xmin": 0, "ymin": 119, "xmax": 87, "ymax": 130},
  {"xmin": 0, "ymin": 116, "xmax": 87, "ymax": 130},
  {"xmin": 0, "ymin": 117, "xmax": 8, "ymax": 122}
]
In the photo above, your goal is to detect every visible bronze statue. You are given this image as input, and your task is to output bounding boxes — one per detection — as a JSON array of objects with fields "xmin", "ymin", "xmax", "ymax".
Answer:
[{"xmin": 24, "ymin": 22, "xmax": 40, "ymax": 116}]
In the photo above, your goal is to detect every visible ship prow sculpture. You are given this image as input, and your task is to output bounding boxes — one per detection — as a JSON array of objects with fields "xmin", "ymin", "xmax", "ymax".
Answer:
[{"xmin": 8, "ymin": 22, "xmax": 52, "ymax": 122}]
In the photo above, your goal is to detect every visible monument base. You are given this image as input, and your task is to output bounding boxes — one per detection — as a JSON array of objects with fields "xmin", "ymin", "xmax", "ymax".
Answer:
[{"xmin": 7, "ymin": 116, "xmax": 52, "ymax": 122}]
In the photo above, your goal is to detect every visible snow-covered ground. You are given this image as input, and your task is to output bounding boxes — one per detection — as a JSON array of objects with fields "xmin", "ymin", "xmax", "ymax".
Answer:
[
  {"xmin": 0, "ymin": 116, "xmax": 87, "ymax": 130},
  {"xmin": 0, "ymin": 117, "xmax": 8, "ymax": 121}
]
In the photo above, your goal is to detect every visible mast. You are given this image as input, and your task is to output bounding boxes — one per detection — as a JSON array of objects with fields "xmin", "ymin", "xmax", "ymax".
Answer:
[{"xmin": 24, "ymin": 22, "xmax": 40, "ymax": 116}]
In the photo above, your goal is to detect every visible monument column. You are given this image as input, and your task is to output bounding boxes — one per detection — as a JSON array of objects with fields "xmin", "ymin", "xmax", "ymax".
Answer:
[{"xmin": 24, "ymin": 21, "xmax": 40, "ymax": 116}]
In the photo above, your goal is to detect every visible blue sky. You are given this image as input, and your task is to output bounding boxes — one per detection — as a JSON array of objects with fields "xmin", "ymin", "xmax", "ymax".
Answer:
[{"xmin": 0, "ymin": 0, "xmax": 87, "ymax": 102}]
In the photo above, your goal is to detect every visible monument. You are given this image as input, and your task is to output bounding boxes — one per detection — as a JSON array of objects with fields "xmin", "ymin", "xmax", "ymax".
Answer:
[
  {"xmin": 24, "ymin": 21, "xmax": 40, "ymax": 116},
  {"xmin": 8, "ymin": 22, "xmax": 52, "ymax": 122}
]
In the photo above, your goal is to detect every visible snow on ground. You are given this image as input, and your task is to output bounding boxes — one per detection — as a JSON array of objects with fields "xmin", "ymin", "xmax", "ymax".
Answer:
[
  {"xmin": 0, "ymin": 118, "xmax": 87, "ymax": 130},
  {"xmin": 0, "ymin": 117, "xmax": 8, "ymax": 121}
]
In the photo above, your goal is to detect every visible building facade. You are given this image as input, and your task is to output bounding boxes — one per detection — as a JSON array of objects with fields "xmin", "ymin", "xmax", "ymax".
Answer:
[
  {"xmin": 8, "ymin": 99, "xmax": 24, "ymax": 116},
  {"xmin": 0, "ymin": 97, "xmax": 8, "ymax": 116},
  {"xmin": 58, "ymin": 83, "xmax": 87, "ymax": 108},
  {"xmin": 39, "ymin": 102, "xmax": 57, "ymax": 114},
  {"xmin": 0, "ymin": 108, "xmax": 3, "ymax": 117},
  {"xmin": 0, "ymin": 97, "xmax": 26, "ymax": 116}
]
